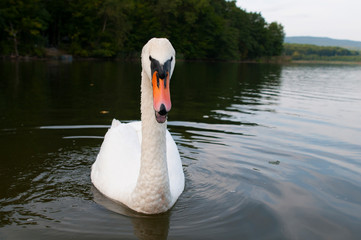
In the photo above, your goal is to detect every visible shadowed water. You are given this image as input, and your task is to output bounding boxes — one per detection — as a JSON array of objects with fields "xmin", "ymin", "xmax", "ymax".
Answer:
[{"xmin": 0, "ymin": 61, "xmax": 361, "ymax": 239}]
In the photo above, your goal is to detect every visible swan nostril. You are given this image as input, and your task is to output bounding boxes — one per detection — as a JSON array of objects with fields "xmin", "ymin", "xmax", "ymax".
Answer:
[{"xmin": 158, "ymin": 104, "xmax": 168, "ymax": 116}]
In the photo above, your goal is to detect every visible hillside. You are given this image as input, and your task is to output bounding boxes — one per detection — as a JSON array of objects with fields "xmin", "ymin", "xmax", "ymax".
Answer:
[
  {"xmin": 283, "ymin": 43, "xmax": 361, "ymax": 62},
  {"xmin": 285, "ymin": 36, "xmax": 361, "ymax": 50}
]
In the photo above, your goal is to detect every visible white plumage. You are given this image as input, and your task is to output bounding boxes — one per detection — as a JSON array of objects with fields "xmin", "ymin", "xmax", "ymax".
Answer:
[{"xmin": 91, "ymin": 38, "xmax": 184, "ymax": 214}]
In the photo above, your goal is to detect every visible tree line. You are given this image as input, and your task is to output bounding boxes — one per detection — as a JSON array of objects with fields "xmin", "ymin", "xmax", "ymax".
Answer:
[
  {"xmin": 0, "ymin": 0, "xmax": 285, "ymax": 60},
  {"xmin": 283, "ymin": 43, "xmax": 360, "ymax": 61}
]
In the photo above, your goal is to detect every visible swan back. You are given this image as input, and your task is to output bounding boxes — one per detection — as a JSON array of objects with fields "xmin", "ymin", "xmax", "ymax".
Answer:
[{"xmin": 91, "ymin": 120, "xmax": 184, "ymax": 212}]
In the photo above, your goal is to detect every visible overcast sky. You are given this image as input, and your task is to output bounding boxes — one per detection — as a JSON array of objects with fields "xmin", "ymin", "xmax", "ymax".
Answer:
[{"xmin": 236, "ymin": 0, "xmax": 361, "ymax": 42}]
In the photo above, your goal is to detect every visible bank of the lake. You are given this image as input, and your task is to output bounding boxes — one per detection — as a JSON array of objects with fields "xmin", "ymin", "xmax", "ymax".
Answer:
[{"xmin": 290, "ymin": 60, "xmax": 361, "ymax": 65}]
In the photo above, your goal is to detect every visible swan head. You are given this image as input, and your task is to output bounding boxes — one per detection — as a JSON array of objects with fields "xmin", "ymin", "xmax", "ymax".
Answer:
[{"xmin": 141, "ymin": 38, "xmax": 176, "ymax": 123}]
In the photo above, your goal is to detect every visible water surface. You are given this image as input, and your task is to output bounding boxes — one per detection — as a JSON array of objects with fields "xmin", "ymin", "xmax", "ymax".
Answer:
[{"xmin": 1, "ymin": 61, "xmax": 361, "ymax": 239}]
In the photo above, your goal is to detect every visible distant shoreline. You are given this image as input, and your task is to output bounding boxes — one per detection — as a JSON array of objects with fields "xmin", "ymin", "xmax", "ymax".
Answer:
[
  {"xmin": 288, "ymin": 60, "xmax": 361, "ymax": 65},
  {"xmin": 2, "ymin": 55, "xmax": 361, "ymax": 65}
]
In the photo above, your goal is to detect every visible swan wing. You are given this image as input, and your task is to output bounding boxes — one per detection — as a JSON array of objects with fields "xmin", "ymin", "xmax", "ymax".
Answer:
[
  {"xmin": 166, "ymin": 130, "xmax": 185, "ymax": 205},
  {"xmin": 91, "ymin": 120, "xmax": 141, "ymax": 204}
]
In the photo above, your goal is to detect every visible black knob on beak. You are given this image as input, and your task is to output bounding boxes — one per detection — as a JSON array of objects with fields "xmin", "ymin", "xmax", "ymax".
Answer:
[{"xmin": 158, "ymin": 71, "xmax": 166, "ymax": 79}]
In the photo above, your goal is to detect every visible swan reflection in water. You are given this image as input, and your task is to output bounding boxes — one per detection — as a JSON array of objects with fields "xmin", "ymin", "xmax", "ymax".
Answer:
[{"xmin": 92, "ymin": 186, "xmax": 170, "ymax": 240}]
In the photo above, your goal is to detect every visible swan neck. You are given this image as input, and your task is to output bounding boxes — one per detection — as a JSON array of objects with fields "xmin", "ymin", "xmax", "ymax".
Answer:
[{"xmin": 131, "ymin": 70, "xmax": 171, "ymax": 214}]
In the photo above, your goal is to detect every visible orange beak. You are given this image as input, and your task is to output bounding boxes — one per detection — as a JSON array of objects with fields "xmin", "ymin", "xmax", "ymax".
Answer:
[{"xmin": 152, "ymin": 71, "xmax": 172, "ymax": 114}]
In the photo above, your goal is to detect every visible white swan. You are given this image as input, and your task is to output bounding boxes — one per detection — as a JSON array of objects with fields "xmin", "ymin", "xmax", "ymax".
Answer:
[{"xmin": 91, "ymin": 38, "xmax": 184, "ymax": 214}]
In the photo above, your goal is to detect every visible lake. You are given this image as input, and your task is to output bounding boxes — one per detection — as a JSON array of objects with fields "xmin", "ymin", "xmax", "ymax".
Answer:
[{"xmin": 0, "ymin": 60, "xmax": 361, "ymax": 239}]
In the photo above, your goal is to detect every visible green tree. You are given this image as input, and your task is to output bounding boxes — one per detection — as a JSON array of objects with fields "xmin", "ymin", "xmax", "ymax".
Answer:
[
  {"xmin": 94, "ymin": 0, "xmax": 133, "ymax": 57},
  {"xmin": 265, "ymin": 22, "xmax": 285, "ymax": 56},
  {"xmin": 0, "ymin": 0, "xmax": 49, "ymax": 56},
  {"xmin": 0, "ymin": 0, "xmax": 286, "ymax": 60},
  {"xmin": 247, "ymin": 12, "xmax": 267, "ymax": 59}
]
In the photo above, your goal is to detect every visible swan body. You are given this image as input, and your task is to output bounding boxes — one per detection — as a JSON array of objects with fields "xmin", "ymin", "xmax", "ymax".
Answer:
[{"xmin": 91, "ymin": 38, "xmax": 184, "ymax": 214}]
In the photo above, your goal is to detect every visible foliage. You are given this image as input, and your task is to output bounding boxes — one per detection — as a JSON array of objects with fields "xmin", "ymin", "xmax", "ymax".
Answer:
[
  {"xmin": 0, "ymin": 0, "xmax": 284, "ymax": 60},
  {"xmin": 283, "ymin": 43, "xmax": 361, "ymax": 61},
  {"xmin": 0, "ymin": 0, "xmax": 50, "ymax": 56}
]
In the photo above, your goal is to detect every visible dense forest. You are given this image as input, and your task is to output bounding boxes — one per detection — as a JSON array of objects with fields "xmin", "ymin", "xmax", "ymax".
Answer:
[
  {"xmin": 0, "ymin": 0, "xmax": 284, "ymax": 60},
  {"xmin": 283, "ymin": 43, "xmax": 361, "ymax": 61}
]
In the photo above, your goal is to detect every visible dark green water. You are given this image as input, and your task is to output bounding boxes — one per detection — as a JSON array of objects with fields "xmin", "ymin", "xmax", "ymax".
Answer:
[{"xmin": 1, "ymin": 60, "xmax": 361, "ymax": 239}]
